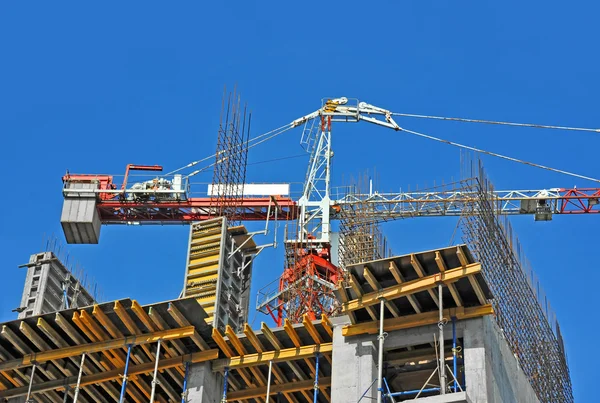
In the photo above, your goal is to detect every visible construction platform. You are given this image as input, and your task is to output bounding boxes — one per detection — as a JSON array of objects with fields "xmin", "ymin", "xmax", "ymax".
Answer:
[{"xmin": 0, "ymin": 245, "xmax": 542, "ymax": 402}]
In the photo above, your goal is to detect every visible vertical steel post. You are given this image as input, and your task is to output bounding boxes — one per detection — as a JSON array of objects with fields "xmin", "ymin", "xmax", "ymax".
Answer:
[
  {"xmin": 149, "ymin": 339, "xmax": 162, "ymax": 403},
  {"xmin": 376, "ymin": 298, "xmax": 385, "ymax": 403},
  {"xmin": 181, "ymin": 361, "xmax": 190, "ymax": 403},
  {"xmin": 266, "ymin": 360, "xmax": 273, "ymax": 403},
  {"xmin": 73, "ymin": 353, "xmax": 86, "ymax": 403},
  {"xmin": 221, "ymin": 367, "xmax": 229, "ymax": 403},
  {"xmin": 313, "ymin": 354, "xmax": 320, "ymax": 403},
  {"xmin": 439, "ymin": 284, "xmax": 446, "ymax": 394},
  {"xmin": 25, "ymin": 364, "xmax": 36, "ymax": 403},
  {"xmin": 62, "ymin": 386, "xmax": 70, "ymax": 403},
  {"xmin": 452, "ymin": 317, "xmax": 458, "ymax": 392},
  {"xmin": 119, "ymin": 344, "xmax": 133, "ymax": 403}
]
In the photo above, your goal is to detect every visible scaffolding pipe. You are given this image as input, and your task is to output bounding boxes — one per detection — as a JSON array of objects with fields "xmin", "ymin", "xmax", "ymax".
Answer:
[
  {"xmin": 25, "ymin": 364, "xmax": 36, "ymax": 403},
  {"xmin": 358, "ymin": 379, "xmax": 377, "ymax": 402},
  {"xmin": 149, "ymin": 339, "xmax": 162, "ymax": 403},
  {"xmin": 62, "ymin": 386, "xmax": 70, "ymax": 403},
  {"xmin": 222, "ymin": 367, "xmax": 229, "ymax": 403},
  {"xmin": 181, "ymin": 361, "xmax": 190, "ymax": 403},
  {"xmin": 72, "ymin": 353, "xmax": 86, "ymax": 403},
  {"xmin": 313, "ymin": 354, "xmax": 320, "ymax": 403},
  {"xmin": 388, "ymin": 387, "xmax": 440, "ymax": 397},
  {"xmin": 63, "ymin": 288, "xmax": 70, "ymax": 309},
  {"xmin": 377, "ymin": 298, "xmax": 385, "ymax": 403},
  {"xmin": 438, "ymin": 284, "xmax": 446, "ymax": 394},
  {"xmin": 383, "ymin": 377, "xmax": 396, "ymax": 403},
  {"xmin": 265, "ymin": 360, "xmax": 273, "ymax": 403},
  {"xmin": 446, "ymin": 364, "xmax": 464, "ymax": 392},
  {"xmin": 452, "ymin": 317, "xmax": 458, "ymax": 392},
  {"xmin": 119, "ymin": 344, "xmax": 133, "ymax": 403}
]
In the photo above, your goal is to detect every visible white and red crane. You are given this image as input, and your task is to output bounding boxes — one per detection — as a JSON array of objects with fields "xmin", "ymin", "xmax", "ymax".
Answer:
[{"xmin": 60, "ymin": 97, "xmax": 600, "ymax": 325}]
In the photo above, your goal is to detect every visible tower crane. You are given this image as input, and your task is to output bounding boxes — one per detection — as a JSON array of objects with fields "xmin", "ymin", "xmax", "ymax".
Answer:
[{"xmin": 60, "ymin": 97, "xmax": 600, "ymax": 325}]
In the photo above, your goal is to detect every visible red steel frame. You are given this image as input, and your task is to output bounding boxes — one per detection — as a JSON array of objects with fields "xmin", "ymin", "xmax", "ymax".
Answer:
[
  {"xmin": 556, "ymin": 188, "xmax": 600, "ymax": 214},
  {"xmin": 62, "ymin": 171, "xmax": 600, "ymax": 224}
]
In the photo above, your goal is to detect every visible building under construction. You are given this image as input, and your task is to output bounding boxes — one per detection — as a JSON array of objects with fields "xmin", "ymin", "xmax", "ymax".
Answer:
[{"xmin": 0, "ymin": 95, "xmax": 584, "ymax": 402}]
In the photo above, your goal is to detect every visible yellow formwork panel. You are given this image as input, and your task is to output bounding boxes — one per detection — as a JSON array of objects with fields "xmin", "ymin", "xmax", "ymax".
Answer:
[
  {"xmin": 188, "ymin": 255, "xmax": 220, "ymax": 268},
  {"xmin": 186, "ymin": 279, "xmax": 218, "ymax": 290},
  {"xmin": 189, "ymin": 247, "xmax": 221, "ymax": 260},
  {"xmin": 184, "ymin": 217, "xmax": 252, "ymax": 333},
  {"xmin": 190, "ymin": 232, "xmax": 222, "ymax": 245},
  {"xmin": 184, "ymin": 218, "xmax": 227, "ymax": 320},
  {"xmin": 187, "ymin": 269, "xmax": 219, "ymax": 281}
]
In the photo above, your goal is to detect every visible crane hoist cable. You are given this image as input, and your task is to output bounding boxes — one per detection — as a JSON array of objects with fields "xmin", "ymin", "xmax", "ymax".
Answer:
[
  {"xmin": 392, "ymin": 112, "xmax": 600, "ymax": 133},
  {"xmin": 183, "ymin": 124, "xmax": 295, "ymax": 179},
  {"xmin": 401, "ymin": 126, "xmax": 600, "ymax": 184},
  {"xmin": 165, "ymin": 122, "xmax": 295, "ymax": 176},
  {"xmin": 166, "ymin": 100, "xmax": 600, "ymax": 182}
]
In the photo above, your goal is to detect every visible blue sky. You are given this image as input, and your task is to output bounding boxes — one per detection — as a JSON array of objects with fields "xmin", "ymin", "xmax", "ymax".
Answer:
[{"xmin": 0, "ymin": 1, "xmax": 597, "ymax": 400}]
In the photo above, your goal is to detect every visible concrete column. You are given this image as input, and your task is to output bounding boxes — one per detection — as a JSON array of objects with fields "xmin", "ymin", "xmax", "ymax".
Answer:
[
  {"xmin": 186, "ymin": 362, "xmax": 223, "ymax": 403},
  {"xmin": 463, "ymin": 318, "xmax": 488, "ymax": 403},
  {"xmin": 330, "ymin": 315, "xmax": 378, "ymax": 403}
]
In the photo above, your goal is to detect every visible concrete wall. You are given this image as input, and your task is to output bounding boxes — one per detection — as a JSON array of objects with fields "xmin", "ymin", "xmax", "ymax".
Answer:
[
  {"xmin": 330, "ymin": 316, "xmax": 378, "ymax": 402},
  {"xmin": 464, "ymin": 316, "xmax": 539, "ymax": 403}
]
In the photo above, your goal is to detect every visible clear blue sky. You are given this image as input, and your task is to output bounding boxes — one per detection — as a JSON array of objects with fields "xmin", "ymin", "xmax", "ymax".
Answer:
[{"xmin": 0, "ymin": 2, "xmax": 597, "ymax": 400}]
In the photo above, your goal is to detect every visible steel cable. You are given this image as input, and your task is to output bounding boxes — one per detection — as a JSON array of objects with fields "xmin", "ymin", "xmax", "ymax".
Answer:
[
  {"xmin": 392, "ymin": 112, "xmax": 600, "ymax": 133},
  {"xmin": 400, "ymin": 127, "xmax": 600, "ymax": 183}
]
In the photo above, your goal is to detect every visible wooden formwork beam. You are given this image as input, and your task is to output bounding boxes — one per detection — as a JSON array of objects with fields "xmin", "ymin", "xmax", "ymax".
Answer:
[
  {"xmin": 342, "ymin": 304, "xmax": 494, "ymax": 336},
  {"xmin": 341, "ymin": 264, "xmax": 482, "ymax": 313}
]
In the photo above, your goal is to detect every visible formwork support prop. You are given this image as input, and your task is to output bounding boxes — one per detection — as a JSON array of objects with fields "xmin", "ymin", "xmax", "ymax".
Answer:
[
  {"xmin": 25, "ymin": 364, "xmax": 36, "ymax": 403},
  {"xmin": 72, "ymin": 353, "xmax": 86, "ymax": 403},
  {"xmin": 181, "ymin": 361, "xmax": 190, "ymax": 403},
  {"xmin": 376, "ymin": 297, "xmax": 386, "ymax": 403},
  {"xmin": 265, "ymin": 360, "xmax": 273, "ymax": 403},
  {"xmin": 452, "ymin": 317, "xmax": 458, "ymax": 392},
  {"xmin": 313, "ymin": 353, "xmax": 320, "ymax": 403},
  {"xmin": 149, "ymin": 339, "xmax": 162, "ymax": 403},
  {"xmin": 119, "ymin": 344, "xmax": 133, "ymax": 403},
  {"xmin": 438, "ymin": 284, "xmax": 446, "ymax": 394},
  {"xmin": 221, "ymin": 367, "xmax": 229, "ymax": 403}
]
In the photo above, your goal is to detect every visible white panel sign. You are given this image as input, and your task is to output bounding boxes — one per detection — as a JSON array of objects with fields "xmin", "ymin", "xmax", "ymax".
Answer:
[{"xmin": 207, "ymin": 183, "xmax": 290, "ymax": 196}]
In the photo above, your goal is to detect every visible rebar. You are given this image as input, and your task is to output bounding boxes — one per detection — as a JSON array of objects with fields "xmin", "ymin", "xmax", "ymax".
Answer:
[
  {"xmin": 210, "ymin": 86, "xmax": 251, "ymax": 226},
  {"xmin": 459, "ymin": 153, "xmax": 573, "ymax": 403}
]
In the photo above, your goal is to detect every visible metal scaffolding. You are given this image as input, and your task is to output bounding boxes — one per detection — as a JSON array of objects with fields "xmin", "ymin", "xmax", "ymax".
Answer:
[
  {"xmin": 338, "ymin": 172, "xmax": 391, "ymax": 271},
  {"xmin": 210, "ymin": 87, "xmax": 251, "ymax": 226},
  {"xmin": 459, "ymin": 155, "xmax": 573, "ymax": 403}
]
